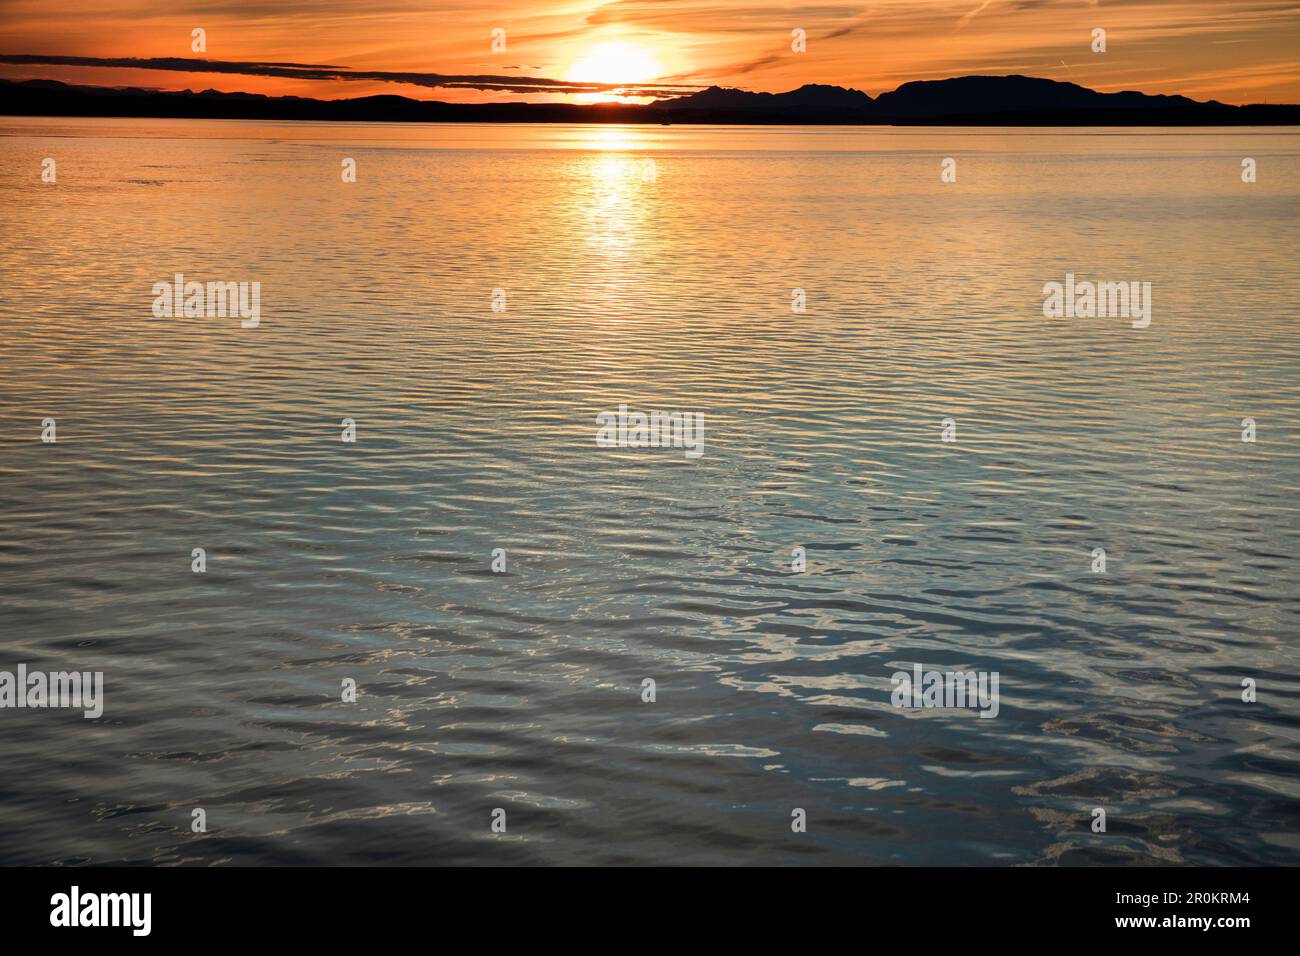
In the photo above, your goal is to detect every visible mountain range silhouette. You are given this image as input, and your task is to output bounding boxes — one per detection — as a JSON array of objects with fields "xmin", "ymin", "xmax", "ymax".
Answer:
[{"xmin": 3, "ymin": 74, "xmax": 1296, "ymax": 124}]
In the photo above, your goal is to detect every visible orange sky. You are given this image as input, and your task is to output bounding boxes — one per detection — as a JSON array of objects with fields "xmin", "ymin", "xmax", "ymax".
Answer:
[{"xmin": 2, "ymin": 0, "xmax": 1298, "ymax": 105}]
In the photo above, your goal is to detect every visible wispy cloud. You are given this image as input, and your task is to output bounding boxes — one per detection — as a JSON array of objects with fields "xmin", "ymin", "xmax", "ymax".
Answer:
[
  {"xmin": 0, "ymin": 54, "xmax": 703, "ymax": 96},
  {"xmin": 957, "ymin": 0, "xmax": 996, "ymax": 30}
]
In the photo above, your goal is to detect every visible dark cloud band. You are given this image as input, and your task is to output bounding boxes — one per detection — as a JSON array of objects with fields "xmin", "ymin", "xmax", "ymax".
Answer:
[{"xmin": 0, "ymin": 54, "xmax": 703, "ymax": 96}]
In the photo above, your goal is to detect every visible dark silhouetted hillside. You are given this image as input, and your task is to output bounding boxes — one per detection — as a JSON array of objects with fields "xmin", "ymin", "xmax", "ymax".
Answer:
[
  {"xmin": 3, "ymin": 75, "xmax": 1296, "ymax": 125},
  {"xmin": 870, "ymin": 74, "xmax": 1208, "ymax": 117}
]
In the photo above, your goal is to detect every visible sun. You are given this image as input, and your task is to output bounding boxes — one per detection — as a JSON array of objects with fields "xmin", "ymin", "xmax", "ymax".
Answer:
[{"xmin": 566, "ymin": 41, "xmax": 663, "ymax": 88}]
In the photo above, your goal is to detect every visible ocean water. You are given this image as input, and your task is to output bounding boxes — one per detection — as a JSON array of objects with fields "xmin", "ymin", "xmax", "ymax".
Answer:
[{"xmin": 0, "ymin": 117, "xmax": 1297, "ymax": 865}]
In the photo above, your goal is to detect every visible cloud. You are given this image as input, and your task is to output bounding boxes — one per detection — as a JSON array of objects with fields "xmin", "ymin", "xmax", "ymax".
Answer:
[
  {"xmin": 671, "ymin": 12, "xmax": 875, "ymax": 82},
  {"xmin": 0, "ymin": 54, "xmax": 703, "ymax": 96},
  {"xmin": 957, "ymin": 1, "xmax": 996, "ymax": 29}
]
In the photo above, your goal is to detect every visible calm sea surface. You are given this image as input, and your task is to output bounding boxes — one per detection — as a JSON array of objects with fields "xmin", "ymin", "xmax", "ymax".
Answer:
[{"xmin": 1, "ymin": 117, "xmax": 1298, "ymax": 865}]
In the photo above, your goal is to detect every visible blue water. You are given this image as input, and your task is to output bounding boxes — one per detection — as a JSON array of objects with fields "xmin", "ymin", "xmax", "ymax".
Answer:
[{"xmin": 0, "ymin": 118, "xmax": 1297, "ymax": 864}]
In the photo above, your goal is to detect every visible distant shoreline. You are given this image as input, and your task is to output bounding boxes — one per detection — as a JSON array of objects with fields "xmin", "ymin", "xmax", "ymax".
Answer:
[
  {"xmin": 5, "ymin": 76, "xmax": 1300, "ymax": 127},
  {"xmin": 8, "ymin": 113, "xmax": 1300, "ymax": 127}
]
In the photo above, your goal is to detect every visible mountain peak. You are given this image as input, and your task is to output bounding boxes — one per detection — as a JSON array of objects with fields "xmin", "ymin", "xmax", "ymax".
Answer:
[{"xmin": 669, "ymin": 82, "xmax": 873, "ymax": 114}]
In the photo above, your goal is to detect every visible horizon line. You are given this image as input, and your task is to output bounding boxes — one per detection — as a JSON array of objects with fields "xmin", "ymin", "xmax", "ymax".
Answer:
[{"xmin": 7, "ymin": 57, "xmax": 1299, "ymax": 110}]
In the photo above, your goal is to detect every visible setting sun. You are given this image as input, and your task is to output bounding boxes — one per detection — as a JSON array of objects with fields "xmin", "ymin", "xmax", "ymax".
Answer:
[{"xmin": 566, "ymin": 40, "xmax": 663, "ymax": 87}]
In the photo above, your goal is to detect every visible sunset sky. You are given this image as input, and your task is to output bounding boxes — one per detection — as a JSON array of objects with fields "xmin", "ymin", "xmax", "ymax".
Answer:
[{"xmin": 2, "ymin": 0, "xmax": 1298, "ymax": 105}]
